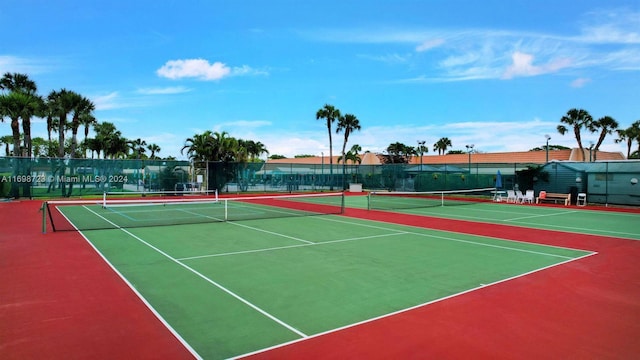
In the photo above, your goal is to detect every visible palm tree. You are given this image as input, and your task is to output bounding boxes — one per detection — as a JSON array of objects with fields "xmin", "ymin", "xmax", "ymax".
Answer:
[
  {"xmin": 44, "ymin": 103, "xmax": 58, "ymax": 157},
  {"xmin": 0, "ymin": 72, "xmax": 37, "ymax": 93},
  {"xmin": 316, "ymin": 104, "xmax": 341, "ymax": 188},
  {"xmin": 129, "ymin": 138, "xmax": 147, "ymax": 159},
  {"xmin": 433, "ymin": 137, "xmax": 452, "ymax": 155},
  {"xmin": 147, "ymin": 143, "xmax": 161, "ymax": 159},
  {"xmin": 240, "ymin": 139, "xmax": 268, "ymax": 161},
  {"xmin": 0, "ymin": 72, "xmax": 41, "ymax": 157},
  {"xmin": 80, "ymin": 112, "xmax": 97, "ymax": 143},
  {"xmin": 0, "ymin": 93, "xmax": 23, "ymax": 156},
  {"xmin": 338, "ymin": 144, "xmax": 363, "ymax": 164},
  {"xmin": 47, "ymin": 89, "xmax": 78, "ymax": 157},
  {"xmin": 589, "ymin": 116, "xmax": 619, "ymax": 160},
  {"xmin": 0, "ymin": 135, "xmax": 13, "ymax": 156},
  {"xmin": 384, "ymin": 142, "xmax": 416, "ymax": 164},
  {"xmin": 211, "ymin": 131, "xmax": 237, "ymax": 162},
  {"xmin": 616, "ymin": 121, "xmax": 640, "ymax": 159},
  {"xmin": 336, "ymin": 113, "xmax": 361, "ymax": 167},
  {"xmin": 69, "ymin": 95, "xmax": 95, "ymax": 158},
  {"xmin": 557, "ymin": 108, "xmax": 594, "ymax": 161},
  {"xmin": 182, "ymin": 131, "xmax": 214, "ymax": 162}
]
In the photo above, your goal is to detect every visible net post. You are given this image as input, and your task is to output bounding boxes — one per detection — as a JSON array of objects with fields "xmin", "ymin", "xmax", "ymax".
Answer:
[
  {"xmin": 102, "ymin": 191, "xmax": 107, "ymax": 208},
  {"xmin": 341, "ymin": 192, "xmax": 345, "ymax": 214},
  {"xmin": 224, "ymin": 199, "xmax": 228, "ymax": 221},
  {"xmin": 41, "ymin": 201, "xmax": 47, "ymax": 234},
  {"xmin": 441, "ymin": 191, "xmax": 444, "ymax": 206}
]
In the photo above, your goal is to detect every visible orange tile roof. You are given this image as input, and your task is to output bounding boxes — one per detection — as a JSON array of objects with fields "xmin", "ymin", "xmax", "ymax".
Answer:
[{"xmin": 266, "ymin": 149, "xmax": 625, "ymax": 165}]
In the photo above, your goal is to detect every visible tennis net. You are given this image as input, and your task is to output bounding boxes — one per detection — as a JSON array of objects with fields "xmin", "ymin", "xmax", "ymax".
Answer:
[
  {"xmin": 45, "ymin": 192, "xmax": 345, "ymax": 232},
  {"xmin": 368, "ymin": 187, "xmax": 496, "ymax": 210}
]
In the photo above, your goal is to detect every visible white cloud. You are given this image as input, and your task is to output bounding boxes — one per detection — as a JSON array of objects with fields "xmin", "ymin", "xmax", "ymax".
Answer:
[
  {"xmin": 306, "ymin": 9, "xmax": 640, "ymax": 82},
  {"xmin": 501, "ymin": 51, "xmax": 572, "ymax": 79},
  {"xmin": 137, "ymin": 86, "xmax": 191, "ymax": 95},
  {"xmin": 0, "ymin": 55, "xmax": 51, "ymax": 74},
  {"xmin": 92, "ymin": 92, "xmax": 121, "ymax": 110},
  {"xmin": 570, "ymin": 77, "xmax": 591, "ymax": 88},
  {"xmin": 157, "ymin": 59, "xmax": 230, "ymax": 80},
  {"xmin": 156, "ymin": 58, "xmax": 266, "ymax": 80},
  {"xmin": 357, "ymin": 53, "xmax": 409, "ymax": 64},
  {"xmin": 212, "ymin": 120, "xmax": 272, "ymax": 131},
  {"xmin": 415, "ymin": 38, "xmax": 445, "ymax": 52},
  {"xmin": 577, "ymin": 9, "xmax": 640, "ymax": 44}
]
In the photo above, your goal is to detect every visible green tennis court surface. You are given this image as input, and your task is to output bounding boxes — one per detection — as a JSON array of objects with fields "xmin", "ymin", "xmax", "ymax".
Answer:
[
  {"xmin": 361, "ymin": 195, "xmax": 640, "ymax": 240},
  {"xmin": 55, "ymin": 198, "xmax": 593, "ymax": 359}
]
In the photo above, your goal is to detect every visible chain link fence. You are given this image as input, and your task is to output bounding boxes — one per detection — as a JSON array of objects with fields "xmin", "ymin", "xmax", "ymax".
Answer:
[{"xmin": 2, "ymin": 157, "xmax": 638, "ymax": 206}]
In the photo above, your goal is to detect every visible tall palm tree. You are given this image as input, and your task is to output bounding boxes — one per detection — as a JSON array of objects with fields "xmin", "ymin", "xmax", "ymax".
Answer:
[
  {"xmin": 129, "ymin": 138, "xmax": 147, "ymax": 159},
  {"xmin": 316, "ymin": 104, "xmax": 341, "ymax": 188},
  {"xmin": 47, "ymin": 89, "xmax": 78, "ymax": 158},
  {"xmin": 0, "ymin": 72, "xmax": 41, "ymax": 157},
  {"xmin": 336, "ymin": 113, "xmax": 361, "ymax": 167},
  {"xmin": 433, "ymin": 137, "xmax": 452, "ymax": 155},
  {"xmin": 69, "ymin": 95, "xmax": 95, "ymax": 158},
  {"xmin": 616, "ymin": 121, "xmax": 640, "ymax": 159},
  {"xmin": 557, "ymin": 108, "xmax": 594, "ymax": 161},
  {"xmin": 0, "ymin": 92, "xmax": 25, "ymax": 157},
  {"xmin": 20, "ymin": 94, "xmax": 45, "ymax": 157},
  {"xmin": 80, "ymin": 112, "xmax": 97, "ymax": 143},
  {"xmin": 0, "ymin": 72, "xmax": 37, "ymax": 93},
  {"xmin": 147, "ymin": 143, "xmax": 161, "ymax": 159},
  {"xmin": 44, "ymin": 102, "xmax": 58, "ymax": 157},
  {"xmin": 590, "ymin": 116, "xmax": 619, "ymax": 160}
]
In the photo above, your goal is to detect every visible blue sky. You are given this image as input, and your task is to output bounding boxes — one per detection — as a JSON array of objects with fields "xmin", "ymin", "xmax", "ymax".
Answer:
[{"xmin": 1, "ymin": 0, "xmax": 639, "ymax": 159}]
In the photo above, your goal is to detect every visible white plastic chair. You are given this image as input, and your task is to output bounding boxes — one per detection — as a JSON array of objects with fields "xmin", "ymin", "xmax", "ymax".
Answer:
[
  {"xmin": 523, "ymin": 190, "xmax": 534, "ymax": 204},
  {"xmin": 577, "ymin": 193, "xmax": 587, "ymax": 206},
  {"xmin": 516, "ymin": 190, "xmax": 525, "ymax": 203},
  {"xmin": 506, "ymin": 190, "xmax": 517, "ymax": 203}
]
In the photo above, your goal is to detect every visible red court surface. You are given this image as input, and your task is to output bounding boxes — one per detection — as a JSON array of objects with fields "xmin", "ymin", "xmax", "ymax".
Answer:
[{"xmin": 2, "ymin": 199, "xmax": 639, "ymax": 359}]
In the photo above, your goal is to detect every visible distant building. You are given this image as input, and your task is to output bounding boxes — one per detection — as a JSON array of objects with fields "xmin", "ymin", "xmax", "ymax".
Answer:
[{"xmin": 266, "ymin": 149, "xmax": 626, "ymax": 166}]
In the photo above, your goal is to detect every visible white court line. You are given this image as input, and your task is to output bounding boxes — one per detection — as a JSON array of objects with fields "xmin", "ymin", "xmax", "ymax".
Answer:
[
  {"xmin": 505, "ymin": 210, "xmax": 578, "ymax": 222},
  {"xmin": 82, "ymin": 205, "xmax": 308, "ymax": 339},
  {"xmin": 396, "ymin": 206, "xmax": 640, "ymax": 240},
  {"xmin": 316, "ymin": 216, "xmax": 582, "ymax": 259},
  {"xmin": 235, "ymin": 250, "xmax": 598, "ymax": 359},
  {"xmin": 75, "ymin": 206, "xmax": 203, "ymax": 360},
  {"xmin": 177, "ymin": 232, "xmax": 408, "ymax": 261}
]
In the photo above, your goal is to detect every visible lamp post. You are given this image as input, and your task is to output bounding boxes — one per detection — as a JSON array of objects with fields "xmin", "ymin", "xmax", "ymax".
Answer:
[
  {"xmin": 321, "ymin": 152, "xmax": 324, "ymax": 188},
  {"xmin": 417, "ymin": 140, "xmax": 425, "ymax": 171},
  {"xmin": 545, "ymin": 134, "xmax": 551, "ymax": 163},
  {"xmin": 465, "ymin": 144, "xmax": 474, "ymax": 176}
]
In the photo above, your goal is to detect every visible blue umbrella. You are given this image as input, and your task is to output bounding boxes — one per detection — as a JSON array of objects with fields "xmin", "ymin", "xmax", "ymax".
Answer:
[{"xmin": 495, "ymin": 170, "xmax": 503, "ymax": 189}]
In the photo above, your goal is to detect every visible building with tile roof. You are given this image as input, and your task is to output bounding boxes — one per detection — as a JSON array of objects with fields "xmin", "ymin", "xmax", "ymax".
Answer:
[{"xmin": 266, "ymin": 148, "xmax": 626, "ymax": 166}]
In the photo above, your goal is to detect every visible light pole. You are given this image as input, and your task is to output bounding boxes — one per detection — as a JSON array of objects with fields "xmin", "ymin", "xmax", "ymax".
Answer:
[
  {"xmin": 465, "ymin": 144, "xmax": 474, "ymax": 176},
  {"xmin": 589, "ymin": 142, "xmax": 594, "ymax": 162},
  {"xmin": 417, "ymin": 140, "xmax": 425, "ymax": 171},
  {"xmin": 545, "ymin": 134, "xmax": 551, "ymax": 163},
  {"xmin": 321, "ymin": 152, "xmax": 324, "ymax": 188}
]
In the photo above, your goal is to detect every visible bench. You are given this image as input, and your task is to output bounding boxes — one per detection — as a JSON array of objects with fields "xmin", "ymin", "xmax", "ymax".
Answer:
[{"xmin": 536, "ymin": 192, "xmax": 571, "ymax": 206}]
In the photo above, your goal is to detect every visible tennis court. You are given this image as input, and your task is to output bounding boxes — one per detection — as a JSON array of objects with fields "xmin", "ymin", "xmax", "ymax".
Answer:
[
  {"xmin": 43, "ymin": 193, "xmax": 599, "ymax": 359},
  {"xmin": 364, "ymin": 190, "xmax": 640, "ymax": 240}
]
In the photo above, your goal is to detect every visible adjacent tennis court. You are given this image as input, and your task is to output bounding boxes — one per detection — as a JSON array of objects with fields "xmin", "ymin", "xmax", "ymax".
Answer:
[
  {"xmin": 42, "ymin": 193, "xmax": 601, "ymax": 359},
  {"xmin": 364, "ymin": 190, "xmax": 640, "ymax": 240}
]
